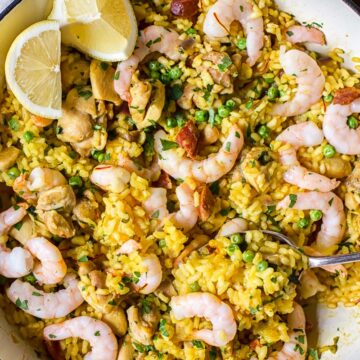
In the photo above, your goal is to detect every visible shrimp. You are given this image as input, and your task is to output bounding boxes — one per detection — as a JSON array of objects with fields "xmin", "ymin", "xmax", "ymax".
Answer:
[
  {"xmin": 117, "ymin": 239, "xmax": 141, "ymax": 255},
  {"xmin": 203, "ymin": 0, "xmax": 264, "ymax": 66},
  {"xmin": 44, "ymin": 316, "xmax": 118, "ymax": 360},
  {"xmin": 118, "ymin": 154, "xmax": 161, "ymax": 181},
  {"xmin": 114, "ymin": 25, "xmax": 182, "ymax": 102},
  {"xmin": 6, "ymin": 273, "xmax": 84, "ymax": 319},
  {"xmin": 217, "ymin": 217, "xmax": 248, "ymax": 237},
  {"xmin": 276, "ymin": 122, "xmax": 339, "ymax": 192},
  {"xmin": 143, "ymin": 184, "xmax": 198, "ymax": 232},
  {"xmin": 0, "ymin": 246, "xmax": 33, "ymax": 278},
  {"xmin": 90, "ymin": 165, "xmax": 130, "ymax": 193},
  {"xmin": 25, "ymin": 237, "xmax": 67, "ymax": 285},
  {"xmin": 170, "ymin": 292, "xmax": 237, "ymax": 347},
  {"xmin": 277, "ymin": 191, "xmax": 345, "ymax": 251},
  {"xmin": 271, "ymin": 48, "xmax": 325, "ymax": 116},
  {"xmin": 323, "ymin": 95, "xmax": 360, "ymax": 155},
  {"xmin": 286, "ymin": 25, "xmax": 326, "ymax": 45},
  {"xmin": 134, "ymin": 254, "xmax": 162, "ymax": 295},
  {"xmin": 0, "ymin": 204, "xmax": 27, "ymax": 236},
  {"xmin": 268, "ymin": 303, "xmax": 307, "ymax": 360},
  {"xmin": 154, "ymin": 125, "xmax": 244, "ymax": 183}
]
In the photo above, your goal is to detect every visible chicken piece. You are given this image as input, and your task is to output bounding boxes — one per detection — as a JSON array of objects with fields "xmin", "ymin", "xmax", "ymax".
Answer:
[
  {"xmin": 346, "ymin": 162, "xmax": 360, "ymax": 192},
  {"xmin": 203, "ymin": 52, "xmax": 237, "ymax": 90},
  {"xmin": 127, "ymin": 306, "xmax": 155, "ymax": 345},
  {"xmin": 57, "ymin": 105, "xmax": 93, "ymax": 143},
  {"xmin": 65, "ymin": 86, "xmax": 97, "ymax": 117},
  {"xmin": 9, "ymin": 215, "xmax": 33, "ymax": 246},
  {"xmin": 177, "ymin": 83, "xmax": 195, "ymax": 110},
  {"xmin": 198, "ymin": 185, "xmax": 215, "ymax": 221},
  {"xmin": 39, "ymin": 210, "xmax": 75, "ymax": 238},
  {"xmin": 37, "ymin": 185, "xmax": 76, "ymax": 212},
  {"xmin": 300, "ymin": 269, "xmax": 326, "ymax": 299},
  {"xmin": 129, "ymin": 79, "xmax": 152, "ymax": 125},
  {"xmin": 142, "ymin": 81, "xmax": 165, "ymax": 128},
  {"xmin": 71, "ymin": 125, "xmax": 107, "ymax": 158},
  {"xmin": 78, "ymin": 261, "xmax": 96, "ymax": 276},
  {"xmin": 90, "ymin": 60, "xmax": 122, "ymax": 105},
  {"xmin": 89, "ymin": 270, "xmax": 107, "ymax": 289},
  {"xmin": 61, "ymin": 57, "xmax": 90, "ymax": 92},
  {"xmin": 323, "ymin": 158, "xmax": 352, "ymax": 179},
  {"xmin": 117, "ymin": 335, "xmax": 135, "ymax": 360},
  {"xmin": 73, "ymin": 197, "xmax": 100, "ymax": 228},
  {"xmin": 175, "ymin": 120, "xmax": 199, "ymax": 159},
  {"xmin": 0, "ymin": 146, "xmax": 20, "ymax": 171},
  {"xmin": 241, "ymin": 147, "xmax": 274, "ymax": 193}
]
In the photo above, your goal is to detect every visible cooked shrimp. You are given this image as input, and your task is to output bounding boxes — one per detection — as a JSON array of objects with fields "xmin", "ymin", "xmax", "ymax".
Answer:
[
  {"xmin": 276, "ymin": 122, "xmax": 339, "ymax": 192},
  {"xmin": 134, "ymin": 254, "xmax": 162, "ymax": 295},
  {"xmin": 143, "ymin": 187, "xmax": 169, "ymax": 222},
  {"xmin": 44, "ymin": 316, "xmax": 118, "ymax": 360},
  {"xmin": 171, "ymin": 183, "xmax": 198, "ymax": 232},
  {"xmin": 0, "ymin": 204, "xmax": 27, "ymax": 236},
  {"xmin": 7, "ymin": 273, "xmax": 84, "ymax": 319},
  {"xmin": 299, "ymin": 269, "xmax": 326, "ymax": 299},
  {"xmin": 217, "ymin": 217, "xmax": 248, "ymax": 237},
  {"xmin": 323, "ymin": 97, "xmax": 360, "ymax": 155},
  {"xmin": 118, "ymin": 154, "xmax": 160, "ymax": 181},
  {"xmin": 268, "ymin": 303, "xmax": 307, "ymax": 360},
  {"xmin": 0, "ymin": 246, "xmax": 33, "ymax": 278},
  {"xmin": 25, "ymin": 237, "xmax": 67, "ymax": 285},
  {"xmin": 114, "ymin": 25, "xmax": 182, "ymax": 102},
  {"xmin": 277, "ymin": 191, "xmax": 345, "ymax": 251},
  {"xmin": 154, "ymin": 125, "xmax": 244, "ymax": 183},
  {"xmin": 117, "ymin": 239, "xmax": 141, "ymax": 255},
  {"xmin": 286, "ymin": 25, "xmax": 326, "ymax": 45},
  {"xmin": 27, "ymin": 167, "xmax": 67, "ymax": 192},
  {"xmin": 271, "ymin": 48, "xmax": 325, "ymax": 116},
  {"xmin": 203, "ymin": 0, "xmax": 264, "ymax": 66},
  {"xmin": 170, "ymin": 292, "xmax": 236, "ymax": 347},
  {"xmin": 143, "ymin": 184, "xmax": 198, "ymax": 232},
  {"xmin": 90, "ymin": 165, "xmax": 130, "ymax": 193}
]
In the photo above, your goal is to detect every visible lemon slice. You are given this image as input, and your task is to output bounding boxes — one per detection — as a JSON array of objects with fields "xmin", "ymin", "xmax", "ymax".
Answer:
[
  {"xmin": 49, "ymin": 0, "xmax": 138, "ymax": 62},
  {"xmin": 5, "ymin": 20, "xmax": 61, "ymax": 119}
]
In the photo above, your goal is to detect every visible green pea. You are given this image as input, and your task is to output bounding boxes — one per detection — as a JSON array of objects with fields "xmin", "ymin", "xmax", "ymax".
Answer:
[
  {"xmin": 158, "ymin": 239, "xmax": 167, "ymax": 248},
  {"xmin": 23, "ymin": 131, "xmax": 34, "ymax": 142},
  {"xmin": 69, "ymin": 176, "xmax": 83, "ymax": 187},
  {"xmin": 189, "ymin": 281, "xmax": 200, "ymax": 292},
  {"xmin": 150, "ymin": 70, "xmax": 160, "ymax": 80},
  {"xmin": 169, "ymin": 84, "xmax": 183, "ymax": 101},
  {"xmin": 263, "ymin": 74, "xmax": 275, "ymax": 84},
  {"xmin": 267, "ymin": 85, "xmax": 280, "ymax": 100},
  {"xmin": 148, "ymin": 60, "xmax": 161, "ymax": 71},
  {"xmin": 323, "ymin": 144, "xmax": 336, "ymax": 158},
  {"xmin": 236, "ymin": 38, "xmax": 247, "ymax": 50},
  {"xmin": 218, "ymin": 106, "xmax": 230, "ymax": 118},
  {"xmin": 256, "ymin": 260, "xmax": 268, "ymax": 272},
  {"xmin": 176, "ymin": 114, "xmax": 186, "ymax": 128},
  {"xmin": 242, "ymin": 250, "xmax": 255, "ymax": 263},
  {"xmin": 323, "ymin": 94, "xmax": 333, "ymax": 102},
  {"xmin": 225, "ymin": 99, "xmax": 236, "ymax": 110},
  {"xmin": 347, "ymin": 115, "xmax": 358, "ymax": 129},
  {"xmin": 214, "ymin": 114, "xmax": 222, "ymax": 125},
  {"xmin": 230, "ymin": 233, "xmax": 244, "ymax": 245},
  {"xmin": 168, "ymin": 67, "xmax": 182, "ymax": 80},
  {"xmin": 166, "ymin": 117, "xmax": 177, "ymax": 128},
  {"xmin": 195, "ymin": 110, "xmax": 209, "ymax": 123},
  {"xmin": 258, "ymin": 125, "xmax": 270, "ymax": 138},
  {"xmin": 310, "ymin": 210, "xmax": 322, "ymax": 221},
  {"xmin": 297, "ymin": 217, "xmax": 310, "ymax": 229},
  {"xmin": 7, "ymin": 167, "xmax": 20, "ymax": 179},
  {"xmin": 227, "ymin": 244, "xmax": 239, "ymax": 255},
  {"xmin": 97, "ymin": 153, "xmax": 105, "ymax": 162},
  {"xmin": 160, "ymin": 73, "xmax": 171, "ymax": 85}
]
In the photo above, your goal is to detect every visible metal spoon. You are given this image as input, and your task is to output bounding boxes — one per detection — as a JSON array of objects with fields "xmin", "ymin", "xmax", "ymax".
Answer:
[{"xmin": 243, "ymin": 230, "xmax": 360, "ymax": 268}]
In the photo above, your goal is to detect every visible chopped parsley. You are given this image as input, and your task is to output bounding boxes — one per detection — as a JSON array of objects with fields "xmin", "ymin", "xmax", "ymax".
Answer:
[
  {"xmin": 239, "ymin": 5, "xmax": 244, "ymax": 11},
  {"xmin": 308, "ymin": 348, "xmax": 320, "ymax": 360},
  {"xmin": 94, "ymin": 331, "xmax": 100, "ymax": 336},
  {"xmin": 203, "ymin": 84, "xmax": 214, "ymax": 101},
  {"xmin": 295, "ymin": 335, "xmax": 305, "ymax": 344},
  {"xmin": 13, "ymin": 221, "xmax": 23, "ymax": 231},
  {"xmin": 286, "ymin": 30, "xmax": 294, "ymax": 36},
  {"xmin": 113, "ymin": 71, "xmax": 120, "ymax": 80},
  {"xmin": 151, "ymin": 210, "xmax": 160, "ymax": 219},
  {"xmin": 328, "ymin": 198, "xmax": 334, "ymax": 206},
  {"xmin": 32, "ymin": 292, "xmax": 42, "ymax": 297},
  {"xmin": 100, "ymin": 62, "xmax": 109, "ymax": 70},
  {"xmin": 78, "ymin": 255, "xmax": 89, "ymax": 262},
  {"xmin": 225, "ymin": 142, "xmax": 231, "ymax": 152},
  {"xmin": 146, "ymin": 37, "xmax": 162, "ymax": 48},
  {"xmin": 209, "ymin": 181, "xmax": 220, "ymax": 195},
  {"xmin": 78, "ymin": 89, "xmax": 93, "ymax": 100},
  {"xmin": 159, "ymin": 319, "xmax": 169, "ymax": 337},
  {"xmin": 160, "ymin": 139, "xmax": 179, "ymax": 151},
  {"xmin": 8, "ymin": 117, "xmax": 20, "ymax": 131},
  {"xmin": 235, "ymin": 131, "xmax": 240, "ymax": 138},
  {"xmin": 192, "ymin": 340, "xmax": 204, "ymax": 349},
  {"xmin": 48, "ymin": 334, "xmax": 57, "ymax": 339},
  {"xmin": 218, "ymin": 56, "xmax": 233, "ymax": 72},
  {"xmin": 294, "ymin": 344, "xmax": 304, "ymax": 355},
  {"xmin": 289, "ymin": 194, "xmax": 297, "ymax": 208},
  {"xmin": 140, "ymin": 298, "xmax": 152, "ymax": 315},
  {"xmin": 15, "ymin": 298, "xmax": 28, "ymax": 310}
]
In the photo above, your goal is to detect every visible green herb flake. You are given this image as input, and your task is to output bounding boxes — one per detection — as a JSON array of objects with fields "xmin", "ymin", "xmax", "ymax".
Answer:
[
  {"xmin": 78, "ymin": 255, "xmax": 89, "ymax": 262},
  {"xmin": 49, "ymin": 334, "xmax": 57, "ymax": 339},
  {"xmin": 151, "ymin": 210, "xmax": 160, "ymax": 219},
  {"xmin": 240, "ymin": 5, "xmax": 244, "ymax": 11},
  {"xmin": 286, "ymin": 30, "xmax": 294, "ymax": 36},
  {"xmin": 289, "ymin": 194, "xmax": 297, "ymax": 208},
  {"xmin": 235, "ymin": 131, "xmax": 240, "ymax": 138},
  {"xmin": 13, "ymin": 221, "xmax": 23, "ymax": 231},
  {"xmin": 218, "ymin": 56, "xmax": 233, "ymax": 72},
  {"xmin": 32, "ymin": 292, "xmax": 42, "ymax": 297},
  {"xmin": 160, "ymin": 139, "xmax": 179, "ymax": 151},
  {"xmin": 113, "ymin": 71, "xmax": 120, "ymax": 80},
  {"xmin": 295, "ymin": 335, "xmax": 305, "ymax": 344},
  {"xmin": 78, "ymin": 90, "xmax": 93, "ymax": 100},
  {"xmin": 308, "ymin": 348, "xmax": 320, "ymax": 360},
  {"xmin": 225, "ymin": 142, "xmax": 231, "ymax": 152},
  {"xmin": 100, "ymin": 62, "xmax": 109, "ymax": 71},
  {"xmin": 328, "ymin": 198, "xmax": 334, "ymax": 206},
  {"xmin": 159, "ymin": 319, "xmax": 169, "ymax": 337},
  {"xmin": 15, "ymin": 298, "xmax": 29, "ymax": 310},
  {"xmin": 192, "ymin": 340, "xmax": 204, "ymax": 349},
  {"xmin": 203, "ymin": 84, "xmax": 214, "ymax": 101},
  {"xmin": 8, "ymin": 118, "xmax": 20, "ymax": 131},
  {"xmin": 294, "ymin": 344, "xmax": 304, "ymax": 355},
  {"xmin": 146, "ymin": 37, "xmax": 162, "ymax": 48},
  {"xmin": 94, "ymin": 330, "xmax": 101, "ymax": 336}
]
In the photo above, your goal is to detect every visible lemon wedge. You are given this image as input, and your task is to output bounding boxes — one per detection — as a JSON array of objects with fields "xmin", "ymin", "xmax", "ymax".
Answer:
[
  {"xmin": 5, "ymin": 20, "xmax": 61, "ymax": 119},
  {"xmin": 49, "ymin": 0, "xmax": 138, "ymax": 62}
]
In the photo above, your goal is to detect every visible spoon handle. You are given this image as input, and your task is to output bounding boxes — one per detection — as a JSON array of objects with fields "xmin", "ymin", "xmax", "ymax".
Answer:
[{"xmin": 308, "ymin": 252, "xmax": 360, "ymax": 268}]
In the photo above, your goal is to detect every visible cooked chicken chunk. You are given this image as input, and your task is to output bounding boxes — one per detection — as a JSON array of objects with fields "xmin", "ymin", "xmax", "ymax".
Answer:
[{"xmin": 0, "ymin": 146, "xmax": 20, "ymax": 171}]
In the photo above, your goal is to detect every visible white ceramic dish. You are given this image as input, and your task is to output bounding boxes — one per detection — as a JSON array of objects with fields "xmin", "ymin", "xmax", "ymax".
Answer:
[{"xmin": 0, "ymin": 0, "xmax": 360, "ymax": 359}]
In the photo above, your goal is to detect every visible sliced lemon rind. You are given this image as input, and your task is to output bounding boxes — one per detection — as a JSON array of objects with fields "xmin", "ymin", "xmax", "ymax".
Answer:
[{"xmin": 5, "ymin": 20, "xmax": 61, "ymax": 119}]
